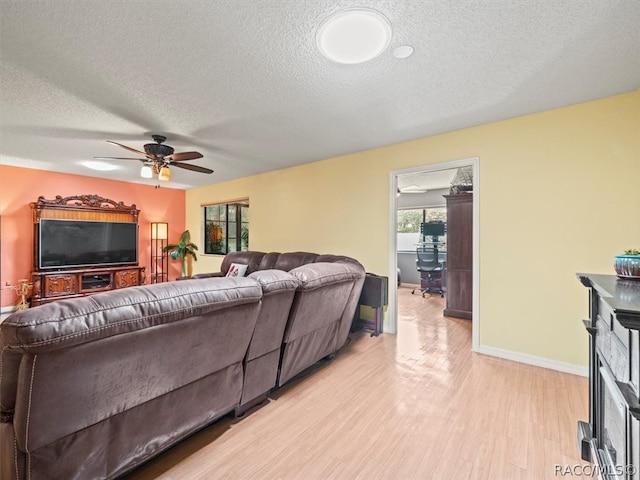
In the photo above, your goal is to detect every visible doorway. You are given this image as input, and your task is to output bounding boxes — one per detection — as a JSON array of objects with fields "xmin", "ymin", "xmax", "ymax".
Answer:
[{"xmin": 388, "ymin": 158, "xmax": 479, "ymax": 351}]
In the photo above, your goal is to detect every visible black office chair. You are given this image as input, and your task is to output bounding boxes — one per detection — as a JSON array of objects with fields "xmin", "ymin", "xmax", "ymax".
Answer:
[{"xmin": 411, "ymin": 246, "xmax": 445, "ymax": 297}]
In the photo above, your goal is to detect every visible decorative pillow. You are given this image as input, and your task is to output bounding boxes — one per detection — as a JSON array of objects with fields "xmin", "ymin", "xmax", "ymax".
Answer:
[{"xmin": 226, "ymin": 263, "xmax": 248, "ymax": 278}]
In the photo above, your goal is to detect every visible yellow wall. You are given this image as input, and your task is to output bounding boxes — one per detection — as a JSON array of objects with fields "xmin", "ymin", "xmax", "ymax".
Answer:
[{"xmin": 187, "ymin": 91, "xmax": 640, "ymax": 368}]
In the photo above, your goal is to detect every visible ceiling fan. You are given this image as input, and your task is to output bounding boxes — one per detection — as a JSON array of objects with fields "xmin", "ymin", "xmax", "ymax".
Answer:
[{"xmin": 95, "ymin": 134, "xmax": 214, "ymax": 182}]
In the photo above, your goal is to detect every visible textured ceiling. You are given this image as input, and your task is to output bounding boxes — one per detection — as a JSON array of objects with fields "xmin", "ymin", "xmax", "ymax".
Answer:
[{"xmin": 1, "ymin": 0, "xmax": 638, "ymax": 189}]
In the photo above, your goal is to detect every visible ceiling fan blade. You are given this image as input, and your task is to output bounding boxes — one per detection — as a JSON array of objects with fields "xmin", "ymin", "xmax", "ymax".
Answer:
[
  {"xmin": 171, "ymin": 151, "xmax": 203, "ymax": 161},
  {"xmin": 107, "ymin": 140, "xmax": 148, "ymax": 157},
  {"xmin": 173, "ymin": 163, "xmax": 214, "ymax": 174},
  {"xmin": 93, "ymin": 156, "xmax": 144, "ymax": 162}
]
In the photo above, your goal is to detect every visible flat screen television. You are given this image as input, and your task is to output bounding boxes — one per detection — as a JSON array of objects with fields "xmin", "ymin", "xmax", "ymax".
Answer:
[
  {"xmin": 420, "ymin": 221, "xmax": 446, "ymax": 237},
  {"xmin": 38, "ymin": 219, "xmax": 138, "ymax": 270}
]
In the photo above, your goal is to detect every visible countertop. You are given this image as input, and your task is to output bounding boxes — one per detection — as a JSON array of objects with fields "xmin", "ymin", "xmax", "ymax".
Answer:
[{"xmin": 578, "ymin": 273, "xmax": 640, "ymax": 330}]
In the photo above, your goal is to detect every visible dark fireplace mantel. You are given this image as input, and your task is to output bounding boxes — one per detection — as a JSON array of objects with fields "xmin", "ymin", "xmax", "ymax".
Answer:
[{"xmin": 577, "ymin": 274, "xmax": 640, "ymax": 479}]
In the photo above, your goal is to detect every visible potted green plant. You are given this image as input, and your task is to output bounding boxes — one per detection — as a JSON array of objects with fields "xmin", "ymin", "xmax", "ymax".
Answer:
[
  {"xmin": 163, "ymin": 230, "xmax": 198, "ymax": 278},
  {"xmin": 614, "ymin": 249, "xmax": 640, "ymax": 279}
]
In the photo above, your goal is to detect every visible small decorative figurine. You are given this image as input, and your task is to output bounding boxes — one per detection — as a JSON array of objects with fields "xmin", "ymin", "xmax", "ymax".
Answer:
[{"xmin": 13, "ymin": 279, "xmax": 33, "ymax": 311}]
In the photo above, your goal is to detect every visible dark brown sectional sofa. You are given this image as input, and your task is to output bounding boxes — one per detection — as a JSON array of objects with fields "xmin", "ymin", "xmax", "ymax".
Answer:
[{"xmin": 0, "ymin": 251, "xmax": 365, "ymax": 480}]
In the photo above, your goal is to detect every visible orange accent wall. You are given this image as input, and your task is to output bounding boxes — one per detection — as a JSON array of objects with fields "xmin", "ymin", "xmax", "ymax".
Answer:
[{"xmin": 0, "ymin": 165, "xmax": 186, "ymax": 308}]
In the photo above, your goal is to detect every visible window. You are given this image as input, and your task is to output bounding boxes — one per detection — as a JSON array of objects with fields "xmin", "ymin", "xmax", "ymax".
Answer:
[
  {"xmin": 203, "ymin": 202, "xmax": 249, "ymax": 255},
  {"xmin": 397, "ymin": 207, "xmax": 446, "ymax": 251}
]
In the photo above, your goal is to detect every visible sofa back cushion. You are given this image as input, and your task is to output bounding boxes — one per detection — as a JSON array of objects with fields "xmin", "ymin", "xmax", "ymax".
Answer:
[
  {"xmin": 246, "ymin": 270, "xmax": 299, "ymax": 360},
  {"xmin": 284, "ymin": 262, "xmax": 363, "ymax": 342},
  {"xmin": 215, "ymin": 251, "xmax": 364, "ymax": 276},
  {"xmin": 277, "ymin": 262, "xmax": 365, "ymax": 384},
  {"xmin": 258, "ymin": 252, "xmax": 320, "ymax": 271},
  {"xmin": 220, "ymin": 251, "xmax": 266, "ymax": 276}
]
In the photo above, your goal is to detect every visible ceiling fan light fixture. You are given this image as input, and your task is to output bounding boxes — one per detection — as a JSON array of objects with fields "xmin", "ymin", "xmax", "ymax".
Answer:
[
  {"xmin": 316, "ymin": 8, "xmax": 392, "ymax": 64},
  {"xmin": 158, "ymin": 166, "xmax": 171, "ymax": 182},
  {"xmin": 81, "ymin": 160, "xmax": 119, "ymax": 171},
  {"xmin": 140, "ymin": 164, "xmax": 153, "ymax": 179},
  {"xmin": 99, "ymin": 136, "xmax": 210, "ymax": 181}
]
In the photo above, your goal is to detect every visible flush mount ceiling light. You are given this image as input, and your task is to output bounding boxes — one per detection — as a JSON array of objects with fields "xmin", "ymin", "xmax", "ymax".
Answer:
[
  {"xmin": 81, "ymin": 160, "xmax": 119, "ymax": 171},
  {"xmin": 316, "ymin": 8, "xmax": 392, "ymax": 64}
]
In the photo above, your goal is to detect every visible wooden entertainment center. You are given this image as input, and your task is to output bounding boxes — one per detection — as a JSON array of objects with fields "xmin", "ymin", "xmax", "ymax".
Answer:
[{"xmin": 30, "ymin": 195, "xmax": 146, "ymax": 306}]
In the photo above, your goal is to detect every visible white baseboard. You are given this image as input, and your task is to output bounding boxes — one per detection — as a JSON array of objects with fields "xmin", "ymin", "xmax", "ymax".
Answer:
[{"xmin": 474, "ymin": 345, "xmax": 588, "ymax": 377}]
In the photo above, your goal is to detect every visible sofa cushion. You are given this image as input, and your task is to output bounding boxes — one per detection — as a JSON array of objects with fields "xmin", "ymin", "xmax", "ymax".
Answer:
[
  {"xmin": 315, "ymin": 254, "xmax": 363, "ymax": 267},
  {"xmin": 289, "ymin": 262, "xmax": 363, "ymax": 290},
  {"xmin": 258, "ymin": 252, "xmax": 320, "ymax": 271},
  {"xmin": 278, "ymin": 261, "xmax": 365, "ymax": 380},
  {"xmin": 220, "ymin": 251, "xmax": 265, "ymax": 276},
  {"xmin": 246, "ymin": 269, "xmax": 299, "ymax": 359},
  {"xmin": 238, "ymin": 269, "xmax": 300, "ymax": 408},
  {"xmin": 248, "ymin": 269, "xmax": 300, "ymax": 294}
]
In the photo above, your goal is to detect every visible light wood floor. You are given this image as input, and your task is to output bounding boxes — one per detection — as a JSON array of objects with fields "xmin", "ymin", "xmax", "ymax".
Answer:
[{"xmin": 124, "ymin": 285, "xmax": 589, "ymax": 480}]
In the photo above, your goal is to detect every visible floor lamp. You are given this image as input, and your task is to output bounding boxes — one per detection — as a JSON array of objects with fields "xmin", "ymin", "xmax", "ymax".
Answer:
[{"xmin": 150, "ymin": 222, "xmax": 168, "ymax": 283}]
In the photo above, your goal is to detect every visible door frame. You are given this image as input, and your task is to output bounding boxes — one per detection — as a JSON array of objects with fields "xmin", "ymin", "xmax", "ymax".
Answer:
[{"xmin": 387, "ymin": 157, "xmax": 480, "ymax": 351}]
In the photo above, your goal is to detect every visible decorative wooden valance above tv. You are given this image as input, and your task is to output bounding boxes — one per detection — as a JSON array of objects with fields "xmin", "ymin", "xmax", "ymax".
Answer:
[{"xmin": 30, "ymin": 195, "xmax": 145, "ymax": 306}]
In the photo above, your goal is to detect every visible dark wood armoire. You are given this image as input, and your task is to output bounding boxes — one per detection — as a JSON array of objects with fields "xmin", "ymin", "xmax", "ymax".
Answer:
[{"xmin": 443, "ymin": 193, "xmax": 473, "ymax": 320}]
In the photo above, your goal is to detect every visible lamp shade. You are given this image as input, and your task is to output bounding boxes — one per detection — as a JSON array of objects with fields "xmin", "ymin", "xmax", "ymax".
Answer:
[
  {"xmin": 158, "ymin": 166, "xmax": 171, "ymax": 181},
  {"xmin": 151, "ymin": 222, "xmax": 168, "ymax": 240},
  {"xmin": 140, "ymin": 164, "xmax": 153, "ymax": 178}
]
